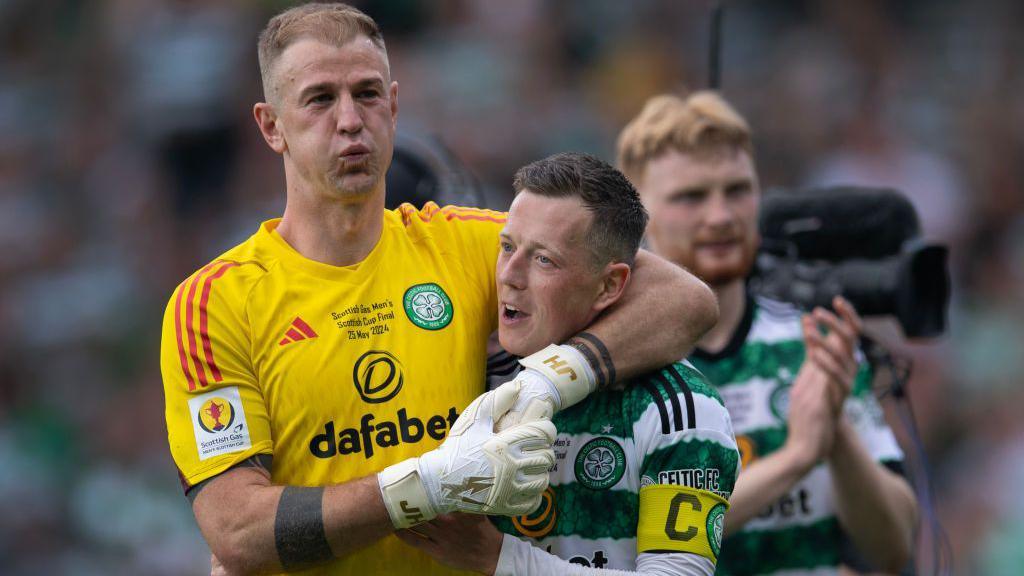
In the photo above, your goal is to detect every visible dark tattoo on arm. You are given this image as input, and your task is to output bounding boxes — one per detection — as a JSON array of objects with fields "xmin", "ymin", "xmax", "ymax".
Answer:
[
  {"xmin": 275, "ymin": 486, "xmax": 334, "ymax": 570},
  {"xmin": 185, "ymin": 454, "xmax": 273, "ymax": 504},
  {"xmin": 567, "ymin": 338, "xmax": 606, "ymax": 389},
  {"xmin": 567, "ymin": 332, "xmax": 616, "ymax": 388}
]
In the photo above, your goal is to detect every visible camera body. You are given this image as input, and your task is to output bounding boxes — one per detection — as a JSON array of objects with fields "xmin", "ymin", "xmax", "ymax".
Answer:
[{"xmin": 751, "ymin": 186, "xmax": 950, "ymax": 338}]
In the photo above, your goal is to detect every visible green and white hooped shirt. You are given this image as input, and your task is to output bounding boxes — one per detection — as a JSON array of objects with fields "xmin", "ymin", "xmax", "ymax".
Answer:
[
  {"xmin": 489, "ymin": 360, "xmax": 740, "ymax": 575},
  {"xmin": 690, "ymin": 294, "xmax": 904, "ymax": 576}
]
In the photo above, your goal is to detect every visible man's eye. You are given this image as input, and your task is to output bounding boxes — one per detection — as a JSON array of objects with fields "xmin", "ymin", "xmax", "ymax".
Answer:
[
  {"xmin": 357, "ymin": 90, "xmax": 380, "ymax": 100},
  {"xmin": 500, "ymin": 241, "xmax": 513, "ymax": 253},
  {"xmin": 727, "ymin": 184, "xmax": 752, "ymax": 198},
  {"xmin": 672, "ymin": 191, "xmax": 704, "ymax": 204},
  {"xmin": 536, "ymin": 254, "xmax": 553, "ymax": 266},
  {"xmin": 309, "ymin": 94, "xmax": 333, "ymax": 105}
]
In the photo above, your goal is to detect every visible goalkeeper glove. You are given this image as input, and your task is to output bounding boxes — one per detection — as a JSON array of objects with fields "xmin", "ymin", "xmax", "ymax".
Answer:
[
  {"xmin": 494, "ymin": 343, "xmax": 597, "ymax": 432},
  {"xmin": 378, "ymin": 385, "xmax": 556, "ymax": 529}
]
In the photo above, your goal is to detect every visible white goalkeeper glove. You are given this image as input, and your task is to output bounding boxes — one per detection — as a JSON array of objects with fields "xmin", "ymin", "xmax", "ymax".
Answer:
[
  {"xmin": 378, "ymin": 385, "xmax": 556, "ymax": 529},
  {"xmin": 494, "ymin": 343, "xmax": 597, "ymax": 432}
]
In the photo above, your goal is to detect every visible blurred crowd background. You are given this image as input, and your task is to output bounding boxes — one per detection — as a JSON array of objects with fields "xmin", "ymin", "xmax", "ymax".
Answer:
[{"xmin": 0, "ymin": 0, "xmax": 1021, "ymax": 574}]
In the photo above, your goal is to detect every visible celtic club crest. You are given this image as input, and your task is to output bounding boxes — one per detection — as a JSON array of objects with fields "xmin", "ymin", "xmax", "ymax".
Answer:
[
  {"xmin": 403, "ymin": 283, "xmax": 454, "ymax": 330},
  {"xmin": 574, "ymin": 437, "xmax": 626, "ymax": 490},
  {"xmin": 707, "ymin": 502, "xmax": 726, "ymax": 558}
]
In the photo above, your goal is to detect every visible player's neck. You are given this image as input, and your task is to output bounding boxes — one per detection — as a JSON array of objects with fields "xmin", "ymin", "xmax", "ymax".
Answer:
[
  {"xmin": 697, "ymin": 279, "xmax": 746, "ymax": 354},
  {"xmin": 277, "ymin": 188, "xmax": 385, "ymax": 267}
]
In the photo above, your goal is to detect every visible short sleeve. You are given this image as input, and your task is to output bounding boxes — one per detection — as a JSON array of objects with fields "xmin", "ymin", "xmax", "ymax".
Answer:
[
  {"xmin": 633, "ymin": 366, "xmax": 740, "ymax": 498},
  {"xmin": 160, "ymin": 261, "xmax": 273, "ymax": 490},
  {"xmin": 631, "ymin": 365, "xmax": 741, "ymax": 564}
]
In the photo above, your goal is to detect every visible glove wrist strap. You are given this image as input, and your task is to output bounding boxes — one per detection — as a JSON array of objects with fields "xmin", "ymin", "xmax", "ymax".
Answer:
[
  {"xmin": 378, "ymin": 458, "xmax": 437, "ymax": 529},
  {"xmin": 519, "ymin": 343, "xmax": 596, "ymax": 409}
]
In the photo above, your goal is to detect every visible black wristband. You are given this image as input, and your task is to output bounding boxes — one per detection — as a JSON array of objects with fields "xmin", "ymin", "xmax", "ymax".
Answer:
[{"xmin": 275, "ymin": 486, "xmax": 334, "ymax": 569}]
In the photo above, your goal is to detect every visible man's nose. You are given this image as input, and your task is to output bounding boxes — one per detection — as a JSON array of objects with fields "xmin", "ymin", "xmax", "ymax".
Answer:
[
  {"xmin": 704, "ymin": 192, "xmax": 735, "ymax": 227},
  {"xmin": 336, "ymin": 94, "xmax": 364, "ymax": 134},
  {"xmin": 498, "ymin": 252, "xmax": 526, "ymax": 290}
]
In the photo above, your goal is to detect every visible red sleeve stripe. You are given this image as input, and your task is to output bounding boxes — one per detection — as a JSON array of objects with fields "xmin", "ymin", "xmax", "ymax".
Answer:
[
  {"xmin": 397, "ymin": 202, "xmax": 443, "ymax": 225},
  {"xmin": 440, "ymin": 206, "xmax": 507, "ymax": 223},
  {"xmin": 183, "ymin": 262, "xmax": 221, "ymax": 389},
  {"xmin": 172, "ymin": 279, "xmax": 197, "ymax": 391},
  {"xmin": 396, "ymin": 203, "xmax": 415, "ymax": 226},
  {"xmin": 198, "ymin": 261, "xmax": 240, "ymax": 384},
  {"xmin": 397, "ymin": 203, "xmax": 507, "ymax": 226},
  {"xmin": 441, "ymin": 206, "xmax": 505, "ymax": 217},
  {"xmin": 442, "ymin": 212, "xmax": 507, "ymax": 224},
  {"xmin": 175, "ymin": 260, "xmax": 244, "ymax": 391},
  {"xmin": 178, "ymin": 262, "xmax": 219, "ymax": 390},
  {"xmin": 414, "ymin": 202, "xmax": 443, "ymax": 223}
]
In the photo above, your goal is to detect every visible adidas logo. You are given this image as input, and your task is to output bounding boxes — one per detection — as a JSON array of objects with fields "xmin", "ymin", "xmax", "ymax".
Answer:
[{"xmin": 279, "ymin": 317, "xmax": 318, "ymax": 346}]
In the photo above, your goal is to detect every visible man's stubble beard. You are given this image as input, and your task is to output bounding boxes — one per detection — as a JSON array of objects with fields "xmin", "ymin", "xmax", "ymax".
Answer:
[
  {"xmin": 327, "ymin": 157, "xmax": 382, "ymax": 198},
  {"xmin": 687, "ymin": 236, "xmax": 759, "ymax": 289}
]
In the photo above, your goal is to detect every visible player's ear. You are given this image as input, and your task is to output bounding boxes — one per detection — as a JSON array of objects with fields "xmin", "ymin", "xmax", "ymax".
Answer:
[
  {"xmin": 592, "ymin": 262, "xmax": 631, "ymax": 314},
  {"xmin": 254, "ymin": 102, "xmax": 286, "ymax": 154},
  {"xmin": 389, "ymin": 81, "xmax": 399, "ymax": 128}
]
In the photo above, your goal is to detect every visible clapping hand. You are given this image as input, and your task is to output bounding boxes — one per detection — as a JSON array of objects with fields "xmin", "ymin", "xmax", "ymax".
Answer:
[
  {"xmin": 784, "ymin": 297, "xmax": 864, "ymax": 470},
  {"xmin": 802, "ymin": 296, "xmax": 863, "ymax": 415}
]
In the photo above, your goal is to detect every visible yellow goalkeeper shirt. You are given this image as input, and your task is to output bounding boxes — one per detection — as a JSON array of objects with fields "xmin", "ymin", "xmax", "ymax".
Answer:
[{"xmin": 161, "ymin": 203, "xmax": 505, "ymax": 575}]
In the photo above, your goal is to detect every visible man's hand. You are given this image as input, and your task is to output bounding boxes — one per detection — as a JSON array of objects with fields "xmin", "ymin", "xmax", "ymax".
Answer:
[
  {"xmin": 802, "ymin": 296, "xmax": 862, "ymax": 414},
  {"xmin": 782, "ymin": 296, "xmax": 863, "ymax": 471},
  {"xmin": 395, "ymin": 513, "xmax": 503, "ymax": 575},
  {"xmin": 782, "ymin": 359, "xmax": 838, "ymax": 472},
  {"xmin": 379, "ymin": 386, "xmax": 556, "ymax": 528},
  {"xmin": 494, "ymin": 343, "xmax": 596, "ymax": 432}
]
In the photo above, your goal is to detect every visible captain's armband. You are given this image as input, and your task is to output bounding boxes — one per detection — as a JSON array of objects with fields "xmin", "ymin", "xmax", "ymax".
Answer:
[{"xmin": 637, "ymin": 485, "xmax": 728, "ymax": 563}]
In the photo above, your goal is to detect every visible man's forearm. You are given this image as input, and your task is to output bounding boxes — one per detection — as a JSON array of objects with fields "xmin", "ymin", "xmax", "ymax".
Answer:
[
  {"xmin": 722, "ymin": 446, "xmax": 815, "ymax": 537},
  {"xmin": 828, "ymin": 420, "xmax": 917, "ymax": 572},
  {"xmin": 573, "ymin": 249, "xmax": 717, "ymax": 385},
  {"xmin": 321, "ymin": 478, "xmax": 394, "ymax": 562},
  {"xmin": 195, "ymin": 470, "xmax": 392, "ymax": 575}
]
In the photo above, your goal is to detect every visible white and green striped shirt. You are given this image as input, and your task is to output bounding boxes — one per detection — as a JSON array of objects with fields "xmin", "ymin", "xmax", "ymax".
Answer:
[
  {"xmin": 690, "ymin": 294, "xmax": 904, "ymax": 576},
  {"xmin": 491, "ymin": 361, "xmax": 740, "ymax": 573}
]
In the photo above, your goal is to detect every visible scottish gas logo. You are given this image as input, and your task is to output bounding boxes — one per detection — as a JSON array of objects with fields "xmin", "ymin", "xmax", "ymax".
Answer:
[
  {"xmin": 188, "ymin": 386, "xmax": 252, "ymax": 461},
  {"xmin": 198, "ymin": 397, "xmax": 235, "ymax": 433}
]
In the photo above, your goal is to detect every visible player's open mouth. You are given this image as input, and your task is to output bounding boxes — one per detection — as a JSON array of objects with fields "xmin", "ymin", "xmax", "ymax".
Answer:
[{"xmin": 501, "ymin": 303, "xmax": 528, "ymax": 324}]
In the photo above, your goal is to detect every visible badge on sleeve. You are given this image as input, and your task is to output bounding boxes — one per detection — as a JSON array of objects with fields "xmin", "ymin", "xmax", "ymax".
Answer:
[{"xmin": 189, "ymin": 386, "xmax": 252, "ymax": 461}]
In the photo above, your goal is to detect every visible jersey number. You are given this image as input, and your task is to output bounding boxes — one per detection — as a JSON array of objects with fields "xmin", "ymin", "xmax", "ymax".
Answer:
[{"xmin": 664, "ymin": 492, "xmax": 700, "ymax": 541}]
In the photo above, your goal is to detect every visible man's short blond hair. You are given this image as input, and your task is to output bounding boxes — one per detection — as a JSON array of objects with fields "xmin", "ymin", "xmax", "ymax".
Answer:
[
  {"xmin": 616, "ymin": 91, "xmax": 753, "ymax": 185},
  {"xmin": 258, "ymin": 2, "xmax": 386, "ymax": 102}
]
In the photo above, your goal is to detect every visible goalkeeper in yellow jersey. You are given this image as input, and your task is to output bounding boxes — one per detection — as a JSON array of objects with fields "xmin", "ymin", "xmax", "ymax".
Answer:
[{"xmin": 160, "ymin": 3, "xmax": 717, "ymax": 575}]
